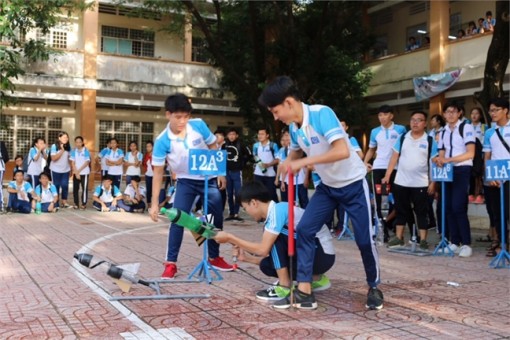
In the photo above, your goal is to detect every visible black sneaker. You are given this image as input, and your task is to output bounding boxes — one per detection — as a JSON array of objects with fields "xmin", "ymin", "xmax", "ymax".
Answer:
[
  {"xmin": 224, "ymin": 215, "xmax": 235, "ymax": 221},
  {"xmin": 256, "ymin": 285, "xmax": 290, "ymax": 301},
  {"xmin": 233, "ymin": 215, "xmax": 244, "ymax": 222},
  {"xmin": 366, "ymin": 287, "xmax": 384, "ymax": 310},
  {"xmin": 273, "ymin": 289, "xmax": 318, "ymax": 310}
]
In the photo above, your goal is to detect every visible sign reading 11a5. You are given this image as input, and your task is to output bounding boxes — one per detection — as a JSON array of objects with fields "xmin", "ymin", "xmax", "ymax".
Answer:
[
  {"xmin": 188, "ymin": 149, "xmax": 227, "ymax": 176},
  {"xmin": 485, "ymin": 160, "xmax": 510, "ymax": 181}
]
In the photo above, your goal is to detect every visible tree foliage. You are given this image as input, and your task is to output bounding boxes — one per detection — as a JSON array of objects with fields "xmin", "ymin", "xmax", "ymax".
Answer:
[
  {"xmin": 0, "ymin": 0, "xmax": 90, "ymax": 110},
  {"xmin": 475, "ymin": 0, "xmax": 509, "ymax": 113},
  {"xmin": 142, "ymin": 0, "xmax": 373, "ymax": 135}
]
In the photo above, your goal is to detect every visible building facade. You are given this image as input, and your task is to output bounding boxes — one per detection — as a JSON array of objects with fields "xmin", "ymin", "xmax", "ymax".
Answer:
[{"xmin": 0, "ymin": 0, "xmax": 243, "ymax": 179}]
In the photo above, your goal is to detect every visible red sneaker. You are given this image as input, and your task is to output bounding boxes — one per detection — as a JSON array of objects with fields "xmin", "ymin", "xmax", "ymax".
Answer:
[
  {"xmin": 474, "ymin": 195, "xmax": 484, "ymax": 204},
  {"xmin": 161, "ymin": 263, "xmax": 177, "ymax": 279},
  {"xmin": 209, "ymin": 257, "xmax": 234, "ymax": 271},
  {"xmin": 468, "ymin": 195, "xmax": 475, "ymax": 203}
]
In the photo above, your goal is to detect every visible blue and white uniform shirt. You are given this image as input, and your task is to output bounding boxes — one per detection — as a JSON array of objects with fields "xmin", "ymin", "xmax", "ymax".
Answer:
[
  {"xmin": 70, "ymin": 147, "xmax": 91, "ymax": 175},
  {"xmin": 369, "ymin": 123, "xmax": 407, "ymax": 170},
  {"xmin": 27, "ymin": 147, "xmax": 45, "ymax": 176},
  {"xmin": 438, "ymin": 121, "xmax": 475, "ymax": 167},
  {"xmin": 289, "ymin": 103, "xmax": 366, "ymax": 188},
  {"xmin": 125, "ymin": 151, "xmax": 143, "ymax": 176},
  {"xmin": 393, "ymin": 132, "xmax": 438, "ymax": 188},
  {"xmin": 98, "ymin": 147, "xmax": 110, "ymax": 171},
  {"xmin": 93, "ymin": 185, "xmax": 122, "ymax": 203},
  {"xmin": 483, "ymin": 121, "xmax": 510, "ymax": 160},
  {"xmin": 8, "ymin": 181, "xmax": 33, "ymax": 202},
  {"xmin": 152, "ymin": 118, "xmax": 216, "ymax": 180},
  {"xmin": 276, "ymin": 147, "xmax": 305, "ymax": 184},
  {"xmin": 349, "ymin": 136, "xmax": 362, "ymax": 153},
  {"xmin": 253, "ymin": 142, "xmax": 279, "ymax": 177},
  {"xmin": 35, "ymin": 183, "xmax": 58, "ymax": 203},
  {"xmin": 471, "ymin": 123, "xmax": 487, "ymax": 143},
  {"xmin": 105, "ymin": 148, "xmax": 125, "ymax": 176},
  {"xmin": 264, "ymin": 201, "xmax": 335, "ymax": 256},
  {"xmin": 124, "ymin": 184, "xmax": 146, "ymax": 199},
  {"xmin": 50, "ymin": 144, "xmax": 71, "ymax": 173}
]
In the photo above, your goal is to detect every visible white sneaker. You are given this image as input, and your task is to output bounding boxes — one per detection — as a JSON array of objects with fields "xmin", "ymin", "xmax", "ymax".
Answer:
[
  {"xmin": 448, "ymin": 243, "xmax": 459, "ymax": 253},
  {"xmin": 458, "ymin": 245, "xmax": 473, "ymax": 257}
]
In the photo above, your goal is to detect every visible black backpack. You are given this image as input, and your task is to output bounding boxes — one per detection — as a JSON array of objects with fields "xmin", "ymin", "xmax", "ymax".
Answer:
[
  {"xmin": 399, "ymin": 134, "xmax": 434, "ymax": 171},
  {"xmin": 441, "ymin": 121, "xmax": 483, "ymax": 176}
]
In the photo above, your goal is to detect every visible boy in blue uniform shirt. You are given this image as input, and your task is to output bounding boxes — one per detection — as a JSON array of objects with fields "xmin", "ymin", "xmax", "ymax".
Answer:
[
  {"xmin": 214, "ymin": 181, "xmax": 334, "ymax": 307},
  {"xmin": 149, "ymin": 93, "xmax": 233, "ymax": 279},
  {"xmin": 32, "ymin": 172, "xmax": 59, "ymax": 213},
  {"xmin": 7, "ymin": 170, "xmax": 33, "ymax": 214},
  {"xmin": 259, "ymin": 76, "xmax": 383, "ymax": 310},
  {"xmin": 92, "ymin": 176, "xmax": 122, "ymax": 212}
]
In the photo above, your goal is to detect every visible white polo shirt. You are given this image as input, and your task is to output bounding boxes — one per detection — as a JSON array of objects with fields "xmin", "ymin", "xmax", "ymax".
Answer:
[
  {"xmin": 35, "ymin": 183, "xmax": 58, "ymax": 203},
  {"xmin": 369, "ymin": 123, "xmax": 407, "ymax": 170},
  {"xmin": 93, "ymin": 185, "xmax": 122, "ymax": 203},
  {"xmin": 8, "ymin": 181, "xmax": 33, "ymax": 202},
  {"xmin": 124, "ymin": 183, "xmax": 146, "ymax": 199},
  {"xmin": 152, "ymin": 118, "xmax": 216, "ymax": 180},
  {"xmin": 483, "ymin": 122, "xmax": 510, "ymax": 160},
  {"xmin": 125, "ymin": 151, "xmax": 143, "ymax": 176},
  {"xmin": 50, "ymin": 144, "xmax": 71, "ymax": 173},
  {"xmin": 472, "ymin": 123, "xmax": 488, "ymax": 143},
  {"xmin": 27, "ymin": 147, "xmax": 45, "ymax": 176},
  {"xmin": 98, "ymin": 147, "xmax": 110, "ymax": 171},
  {"xmin": 144, "ymin": 154, "xmax": 153, "ymax": 177},
  {"xmin": 69, "ymin": 147, "xmax": 91, "ymax": 175},
  {"xmin": 393, "ymin": 132, "xmax": 438, "ymax": 188},
  {"xmin": 253, "ymin": 141, "xmax": 279, "ymax": 177},
  {"xmin": 105, "ymin": 148, "xmax": 125, "ymax": 176},
  {"xmin": 438, "ymin": 120, "xmax": 475, "ymax": 167},
  {"xmin": 289, "ymin": 103, "xmax": 366, "ymax": 188}
]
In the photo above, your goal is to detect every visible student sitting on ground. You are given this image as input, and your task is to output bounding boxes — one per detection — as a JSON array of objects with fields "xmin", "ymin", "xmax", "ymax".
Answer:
[
  {"xmin": 214, "ymin": 181, "xmax": 335, "ymax": 307},
  {"xmin": 117, "ymin": 175, "xmax": 146, "ymax": 213},
  {"xmin": 158, "ymin": 185, "xmax": 175, "ymax": 210},
  {"xmin": 92, "ymin": 176, "xmax": 122, "ymax": 212},
  {"xmin": 32, "ymin": 172, "xmax": 59, "ymax": 213},
  {"xmin": 6, "ymin": 170, "xmax": 33, "ymax": 214}
]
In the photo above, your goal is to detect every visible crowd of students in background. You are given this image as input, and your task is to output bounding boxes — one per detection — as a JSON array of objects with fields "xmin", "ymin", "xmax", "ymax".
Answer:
[{"xmin": 0, "ymin": 97, "xmax": 509, "ymax": 261}]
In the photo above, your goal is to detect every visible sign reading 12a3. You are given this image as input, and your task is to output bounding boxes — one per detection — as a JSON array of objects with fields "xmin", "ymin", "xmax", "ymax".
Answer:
[
  {"xmin": 485, "ymin": 160, "xmax": 510, "ymax": 181},
  {"xmin": 430, "ymin": 163, "xmax": 453, "ymax": 182},
  {"xmin": 188, "ymin": 149, "xmax": 227, "ymax": 176}
]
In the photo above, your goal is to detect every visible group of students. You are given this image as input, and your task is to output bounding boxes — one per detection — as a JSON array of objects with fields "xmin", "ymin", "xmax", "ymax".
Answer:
[{"xmin": 462, "ymin": 10, "xmax": 497, "ymax": 38}]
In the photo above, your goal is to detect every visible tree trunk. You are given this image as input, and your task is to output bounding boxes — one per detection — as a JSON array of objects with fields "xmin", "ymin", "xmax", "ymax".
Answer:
[{"xmin": 474, "ymin": 0, "xmax": 509, "ymax": 118}]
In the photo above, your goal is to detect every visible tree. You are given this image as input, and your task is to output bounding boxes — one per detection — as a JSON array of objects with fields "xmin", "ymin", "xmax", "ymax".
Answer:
[
  {"xmin": 142, "ymin": 0, "xmax": 373, "ymax": 136},
  {"xmin": 0, "ymin": 0, "xmax": 90, "ymax": 111},
  {"xmin": 475, "ymin": 0, "xmax": 509, "ymax": 113}
]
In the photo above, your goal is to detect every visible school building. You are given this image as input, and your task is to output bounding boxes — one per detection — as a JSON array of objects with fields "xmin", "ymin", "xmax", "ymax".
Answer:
[
  {"xmin": 0, "ymin": 0, "xmax": 243, "ymax": 178},
  {"xmin": 362, "ymin": 0, "xmax": 509, "ymax": 147}
]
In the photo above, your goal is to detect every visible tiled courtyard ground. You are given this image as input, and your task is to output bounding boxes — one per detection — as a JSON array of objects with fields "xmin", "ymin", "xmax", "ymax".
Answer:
[{"xmin": 0, "ymin": 209, "xmax": 508, "ymax": 339}]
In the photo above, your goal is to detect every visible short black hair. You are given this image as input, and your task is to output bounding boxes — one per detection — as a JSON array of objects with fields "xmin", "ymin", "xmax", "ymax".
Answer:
[
  {"xmin": 214, "ymin": 129, "xmax": 225, "ymax": 136},
  {"xmin": 258, "ymin": 76, "xmax": 301, "ymax": 108},
  {"xmin": 14, "ymin": 169, "xmax": 24, "ymax": 176},
  {"xmin": 165, "ymin": 93, "xmax": 192, "ymax": 113},
  {"xmin": 490, "ymin": 97, "xmax": 509, "ymax": 110},
  {"xmin": 39, "ymin": 172, "xmax": 50, "ymax": 180},
  {"xmin": 431, "ymin": 114, "xmax": 445, "ymax": 127},
  {"xmin": 443, "ymin": 101, "xmax": 463, "ymax": 113},
  {"xmin": 130, "ymin": 175, "xmax": 141, "ymax": 182},
  {"xmin": 75, "ymin": 136, "xmax": 84, "ymax": 142},
  {"xmin": 237, "ymin": 181, "xmax": 271, "ymax": 203},
  {"xmin": 378, "ymin": 105, "xmax": 393, "ymax": 113},
  {"xmin": 15, "ymin": 154, "xmax": 23, "ymax": 161},
  {"xmin": 227, "ymin": 127, "xmax": 238, "ymax": 134},
  {"xmin": 486, "ymin": 11, "xmax": 492, "ymax": 16},
  {"xmin": 411, "ymin": 110, "xmax": 428, "ymax": 120},
  {"xmin": 103, "ymin": 175, "xmax": 113, "ymax": 182}
]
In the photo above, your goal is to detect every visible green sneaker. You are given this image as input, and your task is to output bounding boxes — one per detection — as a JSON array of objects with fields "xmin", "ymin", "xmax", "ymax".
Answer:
[
  {"xmin": 311, "ymin": 274, "xmax": 331, "ymax": 292},
  {"xmin": 387, "ymin": 237, "xmax": 404, "ymax": 248},
  {"xmin": 419, "ymin": 240, "xmax": 429, "ymax": 250}
]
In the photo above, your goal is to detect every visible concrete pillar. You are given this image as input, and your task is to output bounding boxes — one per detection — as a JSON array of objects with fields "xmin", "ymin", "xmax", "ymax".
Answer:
[
  {"xmin": 81, "ymin": 1, "xmax": 99, "ymax": 187},
  {"xmin": 428, "ymin": 0, "xmax": 449, "ymax": 115},
  {"xmin": 184, "ymin": 17, "xmax": 192, "ymax": 62}
]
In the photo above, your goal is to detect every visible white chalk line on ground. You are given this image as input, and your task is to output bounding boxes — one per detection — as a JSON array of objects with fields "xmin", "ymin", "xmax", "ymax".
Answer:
[{"xmin": 68, "ymin": 211, "xmax": 194, "ymax": 340}]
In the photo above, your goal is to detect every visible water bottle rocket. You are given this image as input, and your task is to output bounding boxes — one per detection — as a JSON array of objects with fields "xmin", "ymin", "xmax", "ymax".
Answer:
[{"xmin": 160, "ymin": 207, "xmax": 217, "ymax": 239}]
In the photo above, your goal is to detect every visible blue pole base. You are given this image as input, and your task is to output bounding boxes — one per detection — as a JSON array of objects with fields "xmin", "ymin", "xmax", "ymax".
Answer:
[
  {"xmin": 489, "ymin": 249, "xmax": 510, "ymax": 269},
  {"xmin": 432, "ymin": 239, "xmax": 455, "ymax": 257},
  {"xmin": 337, "ymin": 224, "xmax": 355, "ymax": 241},
  {"xmin": 187, "ymin": 241, "xmax": 223, "ymax": 283}
]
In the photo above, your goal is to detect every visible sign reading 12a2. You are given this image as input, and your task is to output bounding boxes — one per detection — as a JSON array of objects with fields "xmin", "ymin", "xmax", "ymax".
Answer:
[
  {"xmin": 430, "ymin": 163, "xmax": 453, "ymax": 182},
  {"xmin": 485, "ymin": 160, "xmax": 510, "ymax": 181},
  {"xmin": 188, "ymin": 149, "xmax": 227, "ymax": 176}
]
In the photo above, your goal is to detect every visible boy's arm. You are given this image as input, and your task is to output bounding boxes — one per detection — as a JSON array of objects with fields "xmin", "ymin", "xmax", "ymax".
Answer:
[
  {"xmin": 286, "ymin": 138, "xmax": 350, "ymax": 174},
  {"xmin": 382, "ymin": 151, "xmax": 399, "ymax": 183},
  {"xmin": 150, "ymin": 165, "xmax": 164, "ymax": 221},
  {"xmin": 214, "ymin": 230, "xmax": 279, "ymax": 257}
]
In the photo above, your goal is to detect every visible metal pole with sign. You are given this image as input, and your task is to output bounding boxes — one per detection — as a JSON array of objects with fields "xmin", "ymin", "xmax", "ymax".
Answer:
[
  {"xmin": 431, "ymin": 163, "xmax": 455, "ymax": 257},
  {"xmin": 187, "ymin": 149, "xmax": 227, "ymax": 282},
  {"xmin": 485, "ymin": 160, "xmax": 510, "ymax": 269}
]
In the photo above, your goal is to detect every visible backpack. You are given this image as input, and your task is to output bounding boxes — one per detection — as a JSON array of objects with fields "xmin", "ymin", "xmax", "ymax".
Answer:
[{"xmin": 441, "ymin": 121, "xmax": 483, "ymax": 176}]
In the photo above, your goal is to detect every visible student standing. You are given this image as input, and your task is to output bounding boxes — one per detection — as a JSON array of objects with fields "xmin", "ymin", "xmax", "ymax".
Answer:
[
  {"xmin": 253, "ymin": 127, "xmax": 280, "ymax": 202},
  {"xmin": 259, "ymin": 76, "xmax": 383, "ymax": 310},
  {"xmin": 149, "ymin": 93, "xmax": 233, "ymax": 279},
  {"xmin": 97, "ymin": 138, "xmax": 111, "ymax": 180},
  {"xmin": 26, "ymin": 137, "xmax": 47, "ymax": 189},
  {"xmin": 435, "ymin": 102, "xmax": 475, "ymax": 257},
  {"xmin": 143, "ymin": 141, "xmax": 154, "ymax": 209},
  {"xmin": 50, "ymin": 132, "xmax": 72, "ymax": 208},
  {"xmin": 70, "ymin": 136, "xmax": 91, "ymax": 209},
  {"xmin": 105, "ymin": 138, "xmax": 124, "ymax": 190},
  {"xmin": 124, "ymin": 141, "xmax": 143, "ymax": 185}
]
